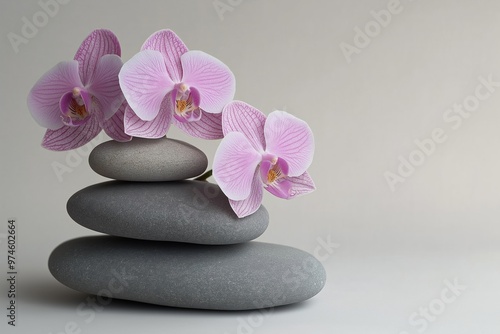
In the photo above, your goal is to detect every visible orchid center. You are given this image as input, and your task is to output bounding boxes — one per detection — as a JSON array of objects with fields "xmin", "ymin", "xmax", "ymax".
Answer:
[
  {"xmin": 173, "ymin": 84, "xmax": 201, "ymax": 123},
  {"xmin": 266, "ymin": 163, "xmax": 285, "ymax": 185},
  {"xmin": 60, "ymin": 87, "xmax": 91, "ymax": 126},
  {"xmin": 175, "ymin": 86, "xmax": 198, "ymax": 115},
  {"xmin": 260, "ymin": 156, "xmax": 289, "ymax": 186},
  {"xmin": 267, "ymin": 168, "xmax": 280, "ymax": 184}
]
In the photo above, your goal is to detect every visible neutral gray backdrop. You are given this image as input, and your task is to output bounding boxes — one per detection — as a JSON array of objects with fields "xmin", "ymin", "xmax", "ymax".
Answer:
[{"xmin": 1, "ymin": 0, "xmax": 500, "ymax": 333}]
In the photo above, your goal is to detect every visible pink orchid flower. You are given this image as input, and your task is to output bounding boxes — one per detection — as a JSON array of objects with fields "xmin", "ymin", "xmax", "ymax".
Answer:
[
  {"xmin": 119, "ymin": 29, "xmax": 235, "ymax": 139},
  {"xmin": 213, "ymin": 101, "xmax": 316, "ymax": 218},
  {"xmin": 27, "ymin": 29, "xmax": 130, "ymax": 151}
]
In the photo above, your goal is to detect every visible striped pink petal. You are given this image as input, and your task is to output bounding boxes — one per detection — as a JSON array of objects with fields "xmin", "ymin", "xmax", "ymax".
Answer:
[
  {"xmin": 87, "ymin": 54, "xmax": 124, "ymax": 119},
  {"xmin": 173, "ymin": 110, "xmax": 223, "ymax": 139},
  {"xmin": 119, "ymin": 50, "xmax": 175, "ymax": 121},
  {"xmin": 41, "ymin": 116, "xmax": 101, "ymax": 151},
  {"xmin": 181, "ymin": 50, "xmax": 235, "ymax": 114},
  {"xmin": 229, "ymin": 169, "xmax": 264, "ymax": 218},
  {"xmin": 123, "ymin": 94, "xmax": 173, "ymax": 138},
  {"xmin": 213, "ymin": 132, "xmax": 262, "ymax": 201},
  {"xmin": 74, "ymin": 29, "xmax": 121, "ymax": 85},
  {"xmin": 264, "ymin": 111, "xmax": 314, "ymax": 177},
  {"xmin": 141, "ymin": 29, "xmax": 188, "ymax": 83},
  {"xmin": 287, "ymin": 171, "xmax": 316, "ymax": 198},
  {"xmin": 222, "ymin": 101, "xmax": 266, "ymax": 152},
  {"xmin": 102, "ymin": 101, "xmax": 132, "ymax": 142}
]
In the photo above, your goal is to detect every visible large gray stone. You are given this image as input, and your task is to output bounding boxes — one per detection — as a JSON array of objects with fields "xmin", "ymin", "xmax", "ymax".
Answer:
[
  {"xmin": 89, "ymin": 138, "xmax": 208, "ymax": 181},
  {"xmin": 67, "ymin": 180, "xmax": 269, "ymax": 245},
  {"xmin": 49, "ymin": 236, "xmax": 326, "ymax": 310}
]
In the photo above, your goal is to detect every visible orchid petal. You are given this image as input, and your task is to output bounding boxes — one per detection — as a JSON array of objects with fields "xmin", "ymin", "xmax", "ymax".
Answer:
[
  {"xmin": 265, "ymin": 171, "xmax": 315, "ymax": 199},
  {"xmin": 222, "ymin": 101, "xmax": 266, "ymax": 152},
  {"xmin": 229, "ymin": 169, "xmax": 264, "ymax": 218},
  {"xmin": 123, "ymin": 94, "xmax": 173, "ymax": 139},
  {"xmin": 87, "ymin": 54, "xmax": 124, "ymax": 119},
  {"xmin": 102, "ymin": 101, "xmax": 132, "ymax": 142},
  {"xmin": 27, "ymin": 61, "xmax": 83, "ymax": 130},
  {"xmin": 74, "ymin": 29, "xmax": 121, "ymax": 85},
  {"xmin": 287, "ymin": 171, "xmax": 316, "ymax": 198},
  {"xmin": 41, "ymin": 116, "xmax": 101, "ymax": 151},
  {"xmin": 173, "ymin": 110, "xmax": 224, "ymax": 139},
  {"xmin": 141, "ymin": 29, "xmax": 188, "ymax": 83},
  {"xmin": 119, "ymin": 50, "xmax": 175, "ymax": 121},
  {"xmin": 264, "ymin": 111, "xmax": 314, "ymax": 177},
  {"xmin": 213, "ymin": 132, "xmax": 262, "ymax": 201},
  {"xmin": 181, "ymin": 50, "xmax": 235, "ymax": 114}
]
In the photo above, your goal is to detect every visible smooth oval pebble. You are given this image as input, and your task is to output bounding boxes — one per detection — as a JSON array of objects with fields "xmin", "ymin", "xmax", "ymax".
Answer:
[
  {"xmin": 89, "ymin": 138, "xmax": 208, "ymax": 181},
  {"xmin": 49, "ymin": 236, "xmax": 326, "ymax": 310},
  {"xmin": 67, "ymin": 180, "xmax": 269, "ymax": 245}
]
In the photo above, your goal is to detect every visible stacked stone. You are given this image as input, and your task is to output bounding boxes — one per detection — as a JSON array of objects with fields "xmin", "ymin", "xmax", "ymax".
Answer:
[{"xmin": 49, "ymin": 138, "xmax": 326, "ymax": 310}]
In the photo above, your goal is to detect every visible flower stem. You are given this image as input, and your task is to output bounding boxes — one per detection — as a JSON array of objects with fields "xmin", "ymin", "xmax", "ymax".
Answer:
[{"xmin": 195, "ymin": 169, "xmax": 212, "ymax": 181}]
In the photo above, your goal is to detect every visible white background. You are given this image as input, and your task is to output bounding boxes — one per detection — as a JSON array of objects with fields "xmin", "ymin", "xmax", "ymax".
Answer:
[{"xmin": 1, "ymin": 0, "xmax": 500, "ymax": 333}]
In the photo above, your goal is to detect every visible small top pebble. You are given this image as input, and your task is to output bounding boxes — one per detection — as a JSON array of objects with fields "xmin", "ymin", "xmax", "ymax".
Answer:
[{"xmin": 89, "ymin": 138, "xmax": 208, "ymax": 181}]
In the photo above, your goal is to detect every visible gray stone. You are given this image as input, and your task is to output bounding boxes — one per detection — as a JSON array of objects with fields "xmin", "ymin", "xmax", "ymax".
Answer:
[
  {"xmin": 67, "ymin": 180, "xmax": 269, "ymax": 245},
  {"xmin": 89, "ymin": 138, "xmax": 208, "ymax": 181},
  {"xmin": 49, "ymin": 236, "xmax": 326, "ymax": 310}
]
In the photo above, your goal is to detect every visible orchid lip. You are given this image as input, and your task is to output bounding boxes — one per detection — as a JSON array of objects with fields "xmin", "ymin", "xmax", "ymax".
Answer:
[
  {"xmin": 173, "ymin": 108, "xmax": 202, "ymax": 123},
  {"xmin": 60, "ymin": 88, "xmax": 92, "ymax": 126},
  {"xmin": 260, "ymin": 156, "xmax": 289, "ymax": 186},
  {"xmin": 172, "ymin": 84, "xmax": 201, "ymax": 123}
]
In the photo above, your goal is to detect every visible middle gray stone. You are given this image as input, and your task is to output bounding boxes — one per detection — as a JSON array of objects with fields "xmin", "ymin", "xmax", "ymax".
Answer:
[{"xmin": 67, "ymin": 180, "xmax": 269, "ymax": 245}]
